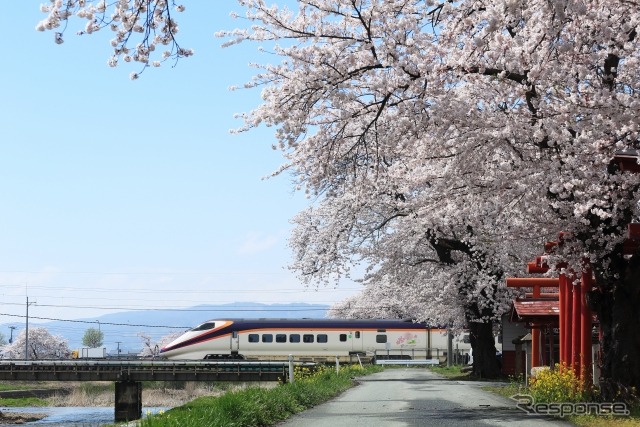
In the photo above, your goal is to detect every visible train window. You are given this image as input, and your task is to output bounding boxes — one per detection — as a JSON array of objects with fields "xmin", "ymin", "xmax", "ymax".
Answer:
[
  {"xmin": 262, "ymin": 334, "xmax": 273, "ymax": 343},
  {"xmin": 191, "ymin": 322, "xmax": 216, "ymax": 331},
  {"xmin": 376, "ymin": 335, "xmax": 387, "ymax": 343},
  {"xmin": 289, "ymin": 334, "xmax": 300, "ymax": 343},
  {"xmin": 339, "ymin": 334, "xmax": 347, "ymax": 342},
  {"xmin": 248, "ymin": 334, "xmax": 259, "ymax": 343},
  {"xmin": 317, "ymin": 334, "xmax": 328, "ymax": 343},
  {"xmin": 232, "ymin": 331, "xmax": 238, "ymax": 339},
  {"xmin": 303, "ymin": 334, "xmax": 315, "ymax": 343},
  {"xmin": 276, "ymin": 334, "xmax": 287, "ymax": 343},
  {"xmin": 355, "ymin": 332, "xmax": 361, "ymax": 339}
]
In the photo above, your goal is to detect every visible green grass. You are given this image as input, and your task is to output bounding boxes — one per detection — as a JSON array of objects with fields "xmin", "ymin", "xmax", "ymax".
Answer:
[
  {"xmin": 135, "ymin": 364, "xmax": 383, "ymax": 427},
  {"xmin": 0, "ymin": 384, "xmax": 23, "ymax": 391},
  {"xmin": 0, "ymin": 397, "xmax": 48, "ymax": 407},
  {"xmin": 482, "ymin": 382, "xmax": 527, "ymax": 400},
  {"xmin": 0, "ymin": 381, "xmax": 56, "ymax": 406},
  {"xmin": 427, "ymin": 364, "xmax": 473, "ymax": 380},
  {"xmin": 0, "ymin": 382, "xmax": 48, "ymax": 391}
]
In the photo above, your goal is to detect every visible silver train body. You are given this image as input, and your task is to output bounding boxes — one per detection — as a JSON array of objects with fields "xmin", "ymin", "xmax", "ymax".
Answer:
[{"xmin": 160, "ymin": 318, "xmax": 472, "ymax": 362}]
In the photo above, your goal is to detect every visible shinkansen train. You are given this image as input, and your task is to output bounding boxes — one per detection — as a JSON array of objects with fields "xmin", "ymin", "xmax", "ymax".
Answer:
[{"xmin": 160, "ymin": 318, "xmax": 473, "ymax": 362}]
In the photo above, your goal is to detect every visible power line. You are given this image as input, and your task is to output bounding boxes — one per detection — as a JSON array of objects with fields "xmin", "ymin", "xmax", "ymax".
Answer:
[
  {"xmin": 0, "ymin": 312, "xmax": 189, "ymax": 329},
  {"xmin": 38, "ymin": 303, "xmax": 332, "ymax": 311},
  {"xmin": 0, "ymin": 306, "xmax": 394, "ymax": 330},
  {"xmin": 0, "ymin": 286, "xmax": 360, "ymax": 308},
  {"xmin": 0, "ymin": 270, "xmax": 301, "ymax": 276},
  {"xmin": 0, "ymin": 302, "xmax": 335, "ymax": 311},
  {"xmin": 0, "ymin": 283, "xmax": 359, "ymax": 292},
  {"xmin": 1, "ymin": 295, "xmax": 343, "ymax": 305}
]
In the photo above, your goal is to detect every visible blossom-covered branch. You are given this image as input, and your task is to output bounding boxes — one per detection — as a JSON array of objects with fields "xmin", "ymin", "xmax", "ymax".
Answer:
[{"xmin": 36, "ymin": 0, "xmax": 193, "ymax": 78}]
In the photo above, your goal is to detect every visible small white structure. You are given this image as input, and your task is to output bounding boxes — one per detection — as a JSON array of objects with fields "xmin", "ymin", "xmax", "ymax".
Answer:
[{"xmin": 72, "ymin": 347, "xmax": 107, "ymax": 358}]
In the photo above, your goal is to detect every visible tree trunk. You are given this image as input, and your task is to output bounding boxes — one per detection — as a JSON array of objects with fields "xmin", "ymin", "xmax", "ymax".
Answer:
[
  {"xmin": 468, "ymin": 320, "xmax": 500, "ymax": 379},
  {"xmin": 596, "ymin": 253, "xmax": 640, "ymax": 401}
]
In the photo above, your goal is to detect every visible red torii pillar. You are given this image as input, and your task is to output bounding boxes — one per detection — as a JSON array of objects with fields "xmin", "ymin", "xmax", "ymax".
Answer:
[
  {"xmin": 558, "ymin": 273, "xmax": 567, "ymax": 366},
  {"xmin": 563, "ymin": 267, "xmax": 593, "ymax": 382},
  {"xmin": 523, "ymin": 258, "xmax": 592, "ymax": 381},
  {"xmin": 559, "ymin": 273, "xmax": 571, "ymax": 369},
  {"xmin": 531, "ymin": 240, "xmax": 591, "ymax": 379},
  {"xmin": 506, "ymin": 277, "xmax": 560, "ymax": 368}
]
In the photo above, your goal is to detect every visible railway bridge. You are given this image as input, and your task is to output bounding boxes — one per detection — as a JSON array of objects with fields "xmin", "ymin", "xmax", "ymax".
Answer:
[{"xmin": 0, "ymin": 359, "xmax": 295, "ymax": 422}]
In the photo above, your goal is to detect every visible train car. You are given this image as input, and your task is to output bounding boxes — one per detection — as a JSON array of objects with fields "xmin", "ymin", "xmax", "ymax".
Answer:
[{"xmin": 160, "ymin": 318, "xmax": 470, "ymax": 362}]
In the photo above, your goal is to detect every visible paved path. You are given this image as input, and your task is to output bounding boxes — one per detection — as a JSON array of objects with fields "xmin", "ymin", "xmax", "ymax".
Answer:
[{"xmin": 278, "ymin": 368, "xmax": 573, "ymax": 427}]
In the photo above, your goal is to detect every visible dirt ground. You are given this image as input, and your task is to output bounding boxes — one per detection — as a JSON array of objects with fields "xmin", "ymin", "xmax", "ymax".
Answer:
[{"xmin": 0, "ymin": 410, "xmax": 47, "ymax": 424}]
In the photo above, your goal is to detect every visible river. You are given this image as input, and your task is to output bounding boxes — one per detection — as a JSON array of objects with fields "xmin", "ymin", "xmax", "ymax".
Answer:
[{"xmin": 0, "ymin": 406, "xmax": 169, "ymax": 426}]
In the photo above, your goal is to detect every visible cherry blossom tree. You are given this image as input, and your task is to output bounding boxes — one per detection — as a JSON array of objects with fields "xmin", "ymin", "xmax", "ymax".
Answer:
[
  {"xmin": 1, "ymin": 328, "xmax": 70, "ymax": 360},
  {"xmin": 216, "ymin": 0, "xmax": 640, "ymax": 390},
  {"xmin": 291, "ymin": 180, "xmax": 528, "ymax": 377},
  {"xmin": 35, "ymin": 1, "xmax": 640, "ymax": 393},
  {"xmin": 328, "ymin": 279, "xmax": 429, "ymax": 322},
  {"xmin": 138, "ymin": 331, "xmax": 183, "ymax": 358}
]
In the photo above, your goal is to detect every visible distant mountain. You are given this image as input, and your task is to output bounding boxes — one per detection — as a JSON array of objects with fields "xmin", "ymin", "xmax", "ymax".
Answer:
[{"xmin": 0, "ymin": 302, "xmax": 329, "ymax": 355}]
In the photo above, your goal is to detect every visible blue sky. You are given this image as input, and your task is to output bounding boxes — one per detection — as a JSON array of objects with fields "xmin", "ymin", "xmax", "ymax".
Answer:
[{"xmin": 0, "ymin": 2, "xmax": 362, "ymax": 328}]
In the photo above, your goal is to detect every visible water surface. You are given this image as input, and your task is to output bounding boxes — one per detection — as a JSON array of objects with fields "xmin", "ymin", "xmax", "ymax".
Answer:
[{"xmin": 1, "ymin": 406, "xmax": 168, "ymax": 426}]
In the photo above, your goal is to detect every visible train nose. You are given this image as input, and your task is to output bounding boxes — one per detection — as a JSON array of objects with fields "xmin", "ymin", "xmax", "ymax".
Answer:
[
  {"xmin": 159, "ymin": 344, "xmax": 180, "ymax": 358},
  {"xmin": 158, "ymin": 338, "xmax": 181, "ymax": 356}
]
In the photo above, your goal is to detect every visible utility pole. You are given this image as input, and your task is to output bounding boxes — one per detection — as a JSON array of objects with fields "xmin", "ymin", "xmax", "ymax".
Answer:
[
  {"xmin": 25, "ymin": 296, "xmax": 29, "ymax": 361},
  {"xmin": 25, "ymin": 297, "xmax": 36, "ymax": 361},
  {"xmin": 9, "ymin": 326, "xmax": 15, "ymax": 344},
  {"xmin": 447, "ymin": 330, "xmax": 453, "ymax": 367},
  {"xmin": 116, "ymin": 341, "xmax": 122, "ymax": 356}
]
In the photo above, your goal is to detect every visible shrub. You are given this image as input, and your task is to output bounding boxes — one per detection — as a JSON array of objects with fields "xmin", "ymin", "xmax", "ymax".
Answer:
[{"xmin": 529, "ymin": 363, "xmax": 590, "ymax": 403}]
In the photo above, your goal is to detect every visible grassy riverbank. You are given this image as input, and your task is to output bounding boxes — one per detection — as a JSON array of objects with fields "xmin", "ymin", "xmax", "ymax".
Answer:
[
  {"xmin": 0, "ymin": 380, "xmax": 237, "ymax": 408},
  {"xmin": 134, "ymin": 364, "xmax": 383, "ymax": 427},
  {"xmin": 0, "ymin": 383, "xmax": 43, "ymax": 391},
  {"xmin": 0, "ymin": 396, "xmax": 48, "ymax": 407}
]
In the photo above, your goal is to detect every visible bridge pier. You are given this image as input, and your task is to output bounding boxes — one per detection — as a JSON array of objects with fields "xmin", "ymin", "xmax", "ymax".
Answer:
[
  {"xmin": 0, "ymin": 359, "xmax": 292, "ymax": 422},
  {"xmin": 115, "ymin": 381, "xmax": 142, "ymax": 422}
]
